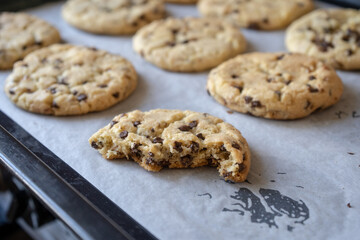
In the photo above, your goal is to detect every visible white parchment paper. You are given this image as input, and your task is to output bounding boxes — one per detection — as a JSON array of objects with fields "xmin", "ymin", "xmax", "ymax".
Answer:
[{"xmin": 1, "ymin": 1, "xmax": 359, "ymax": 239}]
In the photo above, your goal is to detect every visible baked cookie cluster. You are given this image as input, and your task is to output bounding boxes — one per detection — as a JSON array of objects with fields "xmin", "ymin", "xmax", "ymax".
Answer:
[{"xmin": 2, "ymin": 0, "xmax": 354, "ymax": 182}]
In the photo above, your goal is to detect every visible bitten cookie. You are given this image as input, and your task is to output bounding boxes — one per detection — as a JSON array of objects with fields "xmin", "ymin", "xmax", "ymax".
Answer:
[
  {"xmin": 206, "ymin": 52, "xmax": 343, "ymax": 120},
  {"xmin": 62, "ymin": 0, "xmax": 165, "ymax": 35},
  {"xmin": 89, "ymin": 109, "xmax": 251, "ymax": 182},
  {"xmin": 0, "ymin": 12, "xmax": 60, "ymax": 70},
  {"xmin": 286, "ymin": 9, "xmax": 360, "ymax": 70},
  {"xmin": 198, "ymin": 0, "xmax": 314, "ymax": 30},
  {"xmin": 133, "ymin": 17, "xmax": 246, "ymax": 72},
  {"xmin": 5, "ymin": 44, "xmax": 137, "ymax": 116}
]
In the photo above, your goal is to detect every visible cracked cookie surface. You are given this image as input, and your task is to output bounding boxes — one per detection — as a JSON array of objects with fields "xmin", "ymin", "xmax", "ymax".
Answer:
[
  {"xmin": 5, "ymin": 44, "xmax": 137, "ymax": 115},
  {"xmin": 206, "ymin": 52, "xmax": 343, "ymax": 120},
  {"xmin": 62, "ymin": 0, "xmax": 165, "ymax": 35},
  {"xmin": 286, "ymin": 9, "xmax": 360, "ymax": 70},
  {"xmin": 89, "ymin": 109, "xmax": 251, "ymax": 182},
  {"xmin": 133, "ymin": 17, "xmax": 246, "ymax": 72},
  {"xmin": 0, "ymin": 12, "xmax": 60, "ymax": 70},
  {"xmin": 198, "ymin": 0, "xmax": 314, "ymax": 30}
]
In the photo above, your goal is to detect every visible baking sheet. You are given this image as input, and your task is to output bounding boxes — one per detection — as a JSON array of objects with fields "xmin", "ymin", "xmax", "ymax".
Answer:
[{"xmin": 1, "ymin": 1, "xmax": 359, "ymax": 239}]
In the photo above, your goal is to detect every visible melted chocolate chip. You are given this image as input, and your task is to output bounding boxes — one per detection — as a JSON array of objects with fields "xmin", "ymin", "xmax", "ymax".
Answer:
[
  {"xmin": 174, "ymin": 141, "xmax": 183, "ymax": 152},
  {"xmin": 312, "ymin": 38, "xmax": 334, "ymax": 52},
  {"xmin": 196, "ymin": 133, "xmax": 205, "ymax": 140},
  {"xmin": 232, "ymin": 143, "xmax": 241, "ymax": 150},
  {"xmin": 251, "ymin": 101, "xmax": 262, "ymax": 108},
  {"xmin": 238, "ymin": 163, "xmax": 246, "ymax": 172},
  {"xmin": 248, "ymin": 22, "xmax": 260, "ymax": 30},
  {"xmin": 190, "ymin": 141, "xmax": 199, "ymax": 153},
  {"xmin": 77, "ymin": 94, "xmax": 87, "ymax": 102},
  {"xmin": 119, "ymin": 131, "xmax": 128, "ymax": 139},
  {"xmin": 346, "ymin": 49, "xmax": 354, "ymax": 56},
  {"xmin": 91, "ymin": 141, "xmax": 103, "ymax": 149},
  {"xmin": 231, "ymin": 74, "xmax": 238, "ymax": 79},
  {"xmin": 220, "ymin": 145, "xmax": 227, "ymax": 152},
  {"xmin": 52, "ymin": 101, "xmax": 59, "ymax": 109},
  {"xmin": 244, "ymin": 96, "xmax": 253, "ymax": 104},
  {"xmin": 309, "ymin": 75, "xmax": 316, "ymax": 81},
  {"xmin": 189, "ymin": 121, "xmax": 198, "ymax": 128},
  {"xmin": 110, "ymin": 120, "xmax": 118, "ymax": 128},
  {"xmin": 179, "ymin": 125, "xmax": 191, "ymax": 131},
  {"xmin": 171, "ymin": 29, "xmax": 178, "ymax": 34},
  {"xmin": 276, "ymin": 54, "xmax": 285, "ymax": 60},
  {"xmin": 112, "ymin": 92, "xmax": 119, "ymax": 98},
  {"xmin": 98, "ymin": 84, "xmax": 108, "ymax": 88},
  {"xmin": 232, "ymin": 85, "xmax": 243, "ymax": 93},
  {"xmin": 152, "ymin": 137, "xmax": 163, "ymax": 144},
  {"xmin": 180, "ymin": 155, "xmax": 192, "ymax": 167},
  {"xmin": 307, "ymin": 84, "xmax": 319, "ymax": 93},
  {"xmin": 133, "ymin": 121, "xmax": 141, "ymax": 127}
]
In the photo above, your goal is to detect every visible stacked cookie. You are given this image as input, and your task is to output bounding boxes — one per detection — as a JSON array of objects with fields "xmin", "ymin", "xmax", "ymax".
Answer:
[{"xmin": 2, "ymin": 0, "xmax": 355, "ymax": 182}]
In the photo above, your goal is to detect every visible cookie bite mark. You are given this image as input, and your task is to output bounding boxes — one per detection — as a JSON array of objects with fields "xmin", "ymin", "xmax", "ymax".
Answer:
[{"xmin": 89, "ymin": 109, "xmax": 251, "ymax": 182}]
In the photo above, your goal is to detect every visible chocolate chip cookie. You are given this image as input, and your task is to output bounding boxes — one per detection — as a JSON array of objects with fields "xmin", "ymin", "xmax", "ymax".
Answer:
[
  {"xmin": 89, "ymin": 109, "xmax": 251, "ymax": 182},
  {"xmin": 286, "ymin": 8, "xmax": 360, "ymax": 70},
  {"xmin": 133, "ymin": 17, "xmax": 247, "ymax": 72},
  {"xmin": 207, "ymin": 52, "xmax": 343, "ymax": 120},
  {"xmin": 5, "ymin": 44, "xmax": 137, "ymax": 115},
  {"xmin": 62, "ymin": 0, "xmax": 165, "ymax": 35},
  {"xmin": 0, "ymin": 12, "xmax": 60, "ymax": 70},
  {"xmin": 198, "ymin": 0, "xmax": 314, "ymax": 30}
]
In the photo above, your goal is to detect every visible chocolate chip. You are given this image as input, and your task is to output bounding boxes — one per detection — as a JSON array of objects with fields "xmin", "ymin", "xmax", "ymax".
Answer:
[
  {"xmin": 174, "ymin": 141, "xmax": 183, "ymax": 152},
  {"xmin": 276, "ymin": 54, "xmax": 285, "ymax": 60},
  {"xmin": 189, "ymin": 120, "xmax": 198, "ymax": 128},
  {"xmin": 262, "ymin": 18, "xmax": 269, "ymax": 24},
  {"xmin": 267, "ymin": 78, "xmax": 274, "ymax": 83},
  {"xmin": 77, "ymin": 94, "xmax": 87, "ymax": 101},
  {"xmin": 58, "ymin": 77, "xmax": 68, "ymax": 85},
  {"xmin": 190, "ymin": 141, "xmax": 199, "ymax": 153},
  {"xmin": 171, "ymin": 29, "xmax": 178, "ymax": 34},
  {"xmin": 72, "ymin": 90, "xmax": 78, "ymax": 96},
  {"xmin": 112, "ymin": 92, "xmax": 119, "ymax": 98},
  {"xmin": 311, "ymin": 38, "xmax": 334, "ymax": 52},
  {"xmin": 309, "ymin": 75, "xmax": 316, "ymax": 80},
  {"xmin": 251, "ymin": 101, "xmax": 262, "ymax": 108},
  {"xmin": 119, "ymin": 131, "xmax": 128, "ymax": 139},
  {"xmin": 152, "ymin": 137, "xmax": 163, "ymax": 144},
  {"xmin": 232, "ymin": 143, "xmax": 241, "ymax": 150},
  {"xmin": 110, "ymin": 120, "xmax": 118, "ymax": 128},
  {"xmin": 167, "ymin": 42, "xmax": 176, "ymax": 47},
  {"xmin": 179, "ymin": 125, "xmax": 191, "ymax": 131},
  {"xmin": 139, "ymin": 14, "xmax": 146, "ymax": 20},
  {"xmin": 231, "ymin": 74, "xmax": 238, "ymax": 79},
  {"xmin": 151, "ymin": 128, "xmax": 155, "ymax": 133},
  {"xmin": 307, "ymin": 84, "xmax": 319, "ymax": 93},
  {"xmin": 91, "ymin": 141, "xmax": 103, "ymax": 149},
  {"xmin": 180, "ymin": 155, "xmax": 192, "ymax": 167},
  {"xmin": 285, "ymin": 80, "xmax": 292, "ymax": 85},
  {"xmin": 304, "ymin": 100, "xmax": 311, "ymax": 110},
  {"xmin": 98, "ymin": 84, "xmax": 108, "ymax": 88},
  {"xmin": 232, "ymin": 85, "xmax": 243, "ymax": 93},
  {"xmin": 149, "ymin": 152, "xmax": 154, "ymax": 157},
  {"xmin": 346, "ymin": 49, "xmax": 354, "ymax": 56},
  {"xmin": 145, "ymin": 157, "xmax": 155, "ymax": 165},
  {"xmin": 48, "ymin": 87, "xmax": 57, "ymax": 94},
  {"xmin": 206, "ymin": 157, "xmax": 217, "ymax": 167},
  {"xmin": 52, "ymin": 101, "xmax": 59, "ymax": 109},
  {"xmin": 131, "ymin": 144, "xmax": 142, "ymax": 157},
  {"xmin": 248, "ymin": 22, "xmax": 260, "ymax": 30},
  {"xmin": 237, "ymin": 163, "xmax": 245, "ymax": 172},
  {"xmin": 9, "ymin": 89, "xmax": 15, "ymax": 95},
  {"xmin": 220, "ymin": 145, "xmax": 227, "ymax": 152},
  {"xmin": 133, "ymin": 121, "xmax": 141, "ymax": 127},
  {"xmin": 275, "ymin": 91, "xmax": 281, "ymax": 99},
  {"xmin": 206, "ymin": 89, "xmax": 211, "ymax": 96},
  {"xmin": 35, "ymin": 41, "xmax": 43, "ymax": 46},
  {"xmin": 196, "ymin": 133, "xmax": 205, "ymax": 140},
  {"xmin": 244, "ymin": 96, "xmax": 253, "ymax": 104}
]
